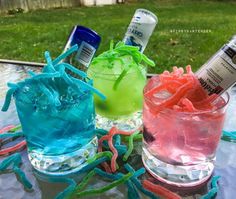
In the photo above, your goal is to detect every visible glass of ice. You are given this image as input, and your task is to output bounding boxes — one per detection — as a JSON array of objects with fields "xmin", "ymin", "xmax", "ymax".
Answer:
[
  {"xmin": 87, "ymin": 42, "xmax": 154, "ymax": 131},
  {"xmin": 142, "ymin": 75, "xmax": 229, "ymax": 187},
  {"xmin": 88, "ymin": 63, "xmax": 146, "ymax": 131}
]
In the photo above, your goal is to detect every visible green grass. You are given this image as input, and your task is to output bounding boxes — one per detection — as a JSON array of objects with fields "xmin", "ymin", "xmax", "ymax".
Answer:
[{"xmin": 0, "ymin": 0, "xmax": 236, "ymax": 73}]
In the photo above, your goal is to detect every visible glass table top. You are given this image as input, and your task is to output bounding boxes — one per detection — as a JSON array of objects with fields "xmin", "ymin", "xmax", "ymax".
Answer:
[{"xmin": 0, "ymin": 63, "xmax": 235, "ymax": 199}]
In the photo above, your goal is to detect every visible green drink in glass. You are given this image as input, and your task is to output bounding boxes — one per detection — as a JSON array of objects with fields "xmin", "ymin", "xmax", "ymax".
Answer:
[{"xmin": 87, "ymin": 42, "xmax": 155, "ymax": 130}]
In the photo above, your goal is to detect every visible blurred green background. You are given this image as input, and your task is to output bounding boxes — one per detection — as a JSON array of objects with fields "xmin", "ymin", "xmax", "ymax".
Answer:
[{"xmin": 0, "ymin": 0, "xmax": 236, "ymax": 73}]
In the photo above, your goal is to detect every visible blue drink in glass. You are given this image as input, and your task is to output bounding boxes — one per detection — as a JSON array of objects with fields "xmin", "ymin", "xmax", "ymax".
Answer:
[
  {"xmin": 1, "ymin": 46, "xmax": 105, "ymax": 175},
  {"xmin": 14, "ymin": 79, "xmax": 97, "ymax": 175}
]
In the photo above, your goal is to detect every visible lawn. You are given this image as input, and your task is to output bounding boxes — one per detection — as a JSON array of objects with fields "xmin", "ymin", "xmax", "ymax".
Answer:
[{"xmin": 0, "ymin": 0, "xmax": 236, "ymax": 73}]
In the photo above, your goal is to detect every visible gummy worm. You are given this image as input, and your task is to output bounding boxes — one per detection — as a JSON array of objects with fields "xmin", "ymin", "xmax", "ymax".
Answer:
[
  {"xmin": 200, "ymin": 176, "xmax": 220, "ymax": 199},
  {"xmin": 98, "ymin": 127, "xmax": 136, "ymax": 172},
  {"xmin": 0, "ymin": 140, "xmax": 26, "ymax": 156},
  {"xmin": 127, "ymin": 180, "xmax": 140, "ymax": 199},
  {"xmin": 75, "ymin": 172, "xmax": 132, "ymax": 198},
  {"xmin": 36, "ymin": 176, "xmax": 77, "ymax": 199},
  {"xmin": 98, "ymin": 134, "xmax": 112, "ymax": 173},
  {"xmin": 143, "ymin": 180, "xmax": 181, "ymax": 199},
  {"xmin": 13, "ymin": 166, "xmax": 33, "ymax": 189},
  {"xmin": 124, "ymin": 133, "xmax": 143, "ymax": 142},
  {"xmin": 94, "ymin": 166, "xmax": 140, "ymax": 199},
  {"xmin": 108, "ymin": 127, "xmax": 138, "ymax": 172},
  {"xmin": 8, "ymin": 125, "xmax": 22, "ymax": 132},
  {"xmin": 0, "ymin": 153, "xmax": 32, "ymax": 190},
  {"xmin": 222, "ymin": 130, "xmax": 236, "ymax": 140},
  {"xmin": 0, "ymin": 132, "xmax": 24, "ymax": 139},
  {"xmin": 54, "ymin": 178, "xmax": 77, "ymax": 199},
  {"xmin": 123, "ymin": 131, "xmax": 140, "ymax": 161},
  {"xmin": 108, "ymin": 135, "xmax": 119, "ymax": 172},
  {"xmin": 0, "ymin": 125, "xmax": 15, "ymax": 134},
  {"xmin": 124, "ymin": 164, "xmax": 159, "ymax": 199},
  {"xmin": 79, "ymin": 156, "xmax": 108, "ymax": 173},
  {"xmin": 86, "ymin": 151, "xmax": 113, "ymax": 164},
  {"xmin": 74, "ymin": 169, "xmax": 96, "ymax": 192}
]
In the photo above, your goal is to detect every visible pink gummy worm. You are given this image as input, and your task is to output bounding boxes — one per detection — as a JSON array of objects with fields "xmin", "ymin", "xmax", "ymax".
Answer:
[
  {"xmin": 142, "ymin": 180, "xmax": 181, "ymax": 199},
  {"xmin": 194, "ymin": 94, "xmax": 218, "ymax": 107},
  {"xmin": 166, "ymin": 81, "xmax": 182, "ymax": 94},
  {"xmin": 98, "ymin": 134, "xmax": 112, "ymax": 173},
  {"xmin": 98, "ymin": 127, "xmax": 136, "ymax": 173},
  {"xmin": 162, "ymin": 80, "xmax": 194, "ymax": 106},
  {"xmin": 186, "ymin": 65, "xmax": 193, "ymax": 74},
  {"xmin": 151, "ymin": 80, "xmax": 194, "ymax": 114},
  {"xmin": 109, "ymin": 127, "xmax": 136, "ymax": 172},
  {"xmin": 172, "ymin": 66, "xmax": 184, "ymax": 77},
  {"xmin": 0, "ymin": 140, "xmax": 26, "ymax": 156},
  {"xmin": 108, "ymin": 136, "xmax": 118, "ymax": 172},
  {"xmin": 144, "ymin": 83, "xmax": 169, "ymax": 97},
  {"xmin": 180, "ymin": 98, "xmax": 198, "ymax": 112},
  {"xmin": 0, "ymin": 125, "xmax": 15, "ymax": 134}
]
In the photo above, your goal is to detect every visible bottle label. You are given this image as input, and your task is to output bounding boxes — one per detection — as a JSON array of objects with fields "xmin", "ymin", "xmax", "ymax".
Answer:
[
  {"xmin": 197, "ymin": 46, "xmax": 236, "ymax": 95},
  {"xmin": 123, "ymin": 9, "xmax": 157, "ymax": 52},
  {"xmin": 123, "ymin": 23, "xmax": 151, "ymax": 52},
  {"xmin": 75, "ymin": 41, "xmax": 96, "ymax": 67}
]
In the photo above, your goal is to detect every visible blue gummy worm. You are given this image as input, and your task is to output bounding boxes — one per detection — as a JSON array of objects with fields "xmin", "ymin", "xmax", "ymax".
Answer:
[
  {"xmin": 57, "ymin": 63, "xmax": 87, "ymax": 78},
  {"xmin": 79, "ymin": 156, "xmax": 108, "ymax": 173},
  {"xmin": 0, "ymin": 154, "xmax": 20, "ymax": 171},
  {"xmin": 1, "ymin": 88, "xmax": 16, "ymax": 112},
  {"xmin": 0, "ymin": 153, "xmax": 33, "ymax": 190},
  {"xmin": 54, "ymin": 178, "xmax": 77, "ymax": 199},
  {"xmin": 72, "ymin": 77, "xmax": 106, "ymax": 100},
  {"xmin": 127, "ymin": 180, "xmax": 140, "ymax": 199},
  {"xmin": 0, "ymin": 132, "xmax": 24, "ymax": 139},
  {"xmin": 222, "ymin": 130, "xmax": 236, "ymax": 140},
  {"xmin": 52, "ymin": 44, "xmax": 78, "ymax": 66},
  {"xmin": 124, "ymin": 163, "xmax": 159, "ymax": 199},
  {"xmin": 200, "ymin": 176, "xmax": 221, "ymax": 199},
  {"xmin": 13, "ymin": 166, "xmax": 33, "ymax": 189},
  {"xmin": 96, "ymin": 129, "xmax": 109, "ymax": 137},
  {"xmin": 43, "ymin": 51, "xmax": 56, "ymax": 73}
]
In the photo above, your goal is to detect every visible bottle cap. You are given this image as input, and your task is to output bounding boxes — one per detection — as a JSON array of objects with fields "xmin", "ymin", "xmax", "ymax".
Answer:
[{"xmin": 72, "ymin": 25, "xmax": 101, "ymax": 49}]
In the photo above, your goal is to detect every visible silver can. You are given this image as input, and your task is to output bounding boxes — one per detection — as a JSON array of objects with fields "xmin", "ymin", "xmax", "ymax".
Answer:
[
  {"xmin": 196, "ymin": 35, "xmax": 236, "ymax": 95},
  {"xmin": 123, "ymin": 9, "xmax": 158, "ymax": 53}
]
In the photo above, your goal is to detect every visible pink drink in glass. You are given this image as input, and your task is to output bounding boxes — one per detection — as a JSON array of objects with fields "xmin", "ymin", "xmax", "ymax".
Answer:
[{"xmin": 142, "ymin": 68, "xmax": 229, "ymax": 187}]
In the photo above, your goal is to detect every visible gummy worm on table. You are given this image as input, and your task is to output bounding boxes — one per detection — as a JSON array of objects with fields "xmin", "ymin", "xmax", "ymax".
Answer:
[
  {"xmin": 79, "ymin": 156, "xmax": 108, "ymax": 173},
  {"xmin": 200, "ymin": 176, "xmax": 221, "ymax": 199},
  {"xmin": 98, "ymin": 127, "xmax": 138, "ymax": 173},
  {"xmin": 0, "ymin": 125, "xmax": 16, "ymax": 134},
  {"xmin": 43, "ymin": 173, "xmax": 77, "ymax": 199},
  {"xmin": 9, "ymin": 124, "xmax": 22, "ymax": 132},
  {"xmin": 142, "ymin": 180, "xmax": 181, "ymax": 199},
  {"xmin": 98, "ymin": 134, "xmax": 113, "ymax": 173},
  {"xmin": 0, "ymin": 132, "xmax": 24, "ymax": 139},
  {"xmin": 53, "ymin": 178, "xmax": 77, "ymax": 199},
  {"xmin": 124, "ymin": 163, "xmax": 159, "ymax": 199},
  {"xmin": 86, "ymin": 151, "xmax": 113, "ymax": 164},
  {"xmin": 123, "ymin": 133, "xmax": 143, "ymax": 142},
  {"xmin": 0, "ymin": 125, "xmax": 26, "ymax": 156},
  {"xmin": 0, "ymin": 153, "xmax": 32, "ymax": 190},
  {"xmin": 94, "ymin": 167, "xmax": 141, "ymax": 199},
  {"xmin": 222, "ymin": 130, "xmax": 236, "ymax": 140},
  {"xmin": 74, "ymin": 167, "xmax": 141, "ymax": 198},
  {"xmin": 123, "ymin": 131, "xmax": 141, "ymax": 161},
  {"xmin": 0, "ymin": 140, "xmax": 26, "ymax": 156},
  {"xmin": 75, "ymin": 172, "xmax": 133, "ymax": 198},
  {"xmin": 74, "ymin": 169, "xmax": 96, "ymax": 192}
]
